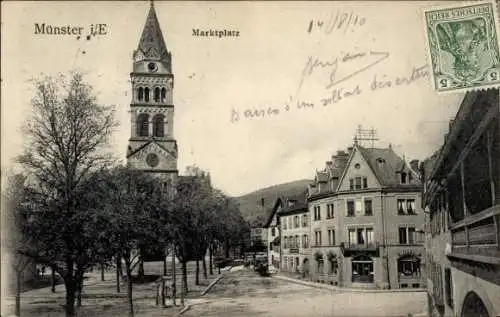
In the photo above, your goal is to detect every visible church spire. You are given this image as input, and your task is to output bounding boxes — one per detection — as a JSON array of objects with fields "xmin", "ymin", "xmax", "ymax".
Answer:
[{"xmin": 136, "ymin": 1, "xmax": 169, "ymax": 61}]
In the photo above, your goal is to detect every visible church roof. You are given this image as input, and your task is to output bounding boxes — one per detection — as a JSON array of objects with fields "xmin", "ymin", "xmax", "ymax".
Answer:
[{"xmin": 136, "ymin": 2, "xmax": 169, "ymax": 61}]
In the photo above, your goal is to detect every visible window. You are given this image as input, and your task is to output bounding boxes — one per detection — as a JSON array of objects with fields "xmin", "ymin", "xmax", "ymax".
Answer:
[
  {"xmin": 401, "ymin": 172, "xmax": 407, "ymax": 184},
  {"xmin": 399, "ymin": 227, "xmax": 407, "ymax": 244},
  {"xmin": 351, "ymin": 254, "xmax": 374, "ymax": 283},
  {"xmin": 397, "ymin": 199, "xmax": 405, "ymax": 214},
  {"xmin": 406, "ymin": 199, "xmax": 416, "ymax": 214},
  {"xmin": 357, "ymin": 228, "xmax": 365, "ymax": 244},
  {"xmin": 294, "ymin": 235, "xmax": 299, "ymax": 248},
  {"xmin": 366, "ymin": 228, "xmax": 374, "ymax": 244},
  {"xmin": 355, "ymin": 177, "xmax": 362, "ymax": 189},
  {"xmin": 138, "ymin": 87, "xmax": 144, "ymax": 101},
  {"xmin": 144, "ymin": 87, "xmax": 150, "ymax": 102},
  {"xmin": 161, "ymin": 87, "xmax": 167, "ymax": 103},
  {"xmin": 347, "ymin": 201, "xmax": 355, "ymax": 217},
  {"xmin": 153, "ymin": 114, "xmax": 165, "ymax": 137},
  {"xmin": 294, "ymin": 216, "xmax": 299, "ymax": 228},
  {"xmin": 327, "ymin": 204, "xmax": 334, "ymax": 218},
  {"xmin": 349, "ymin": 179, "xmax": 354, "ymax": 190},
  {"xmin": 399, "ymin": 227, "xmax": 416, "ymax": 244},
  {"xmin": 271, "ymin": 227, "xmax": 275, "ymax": 237},
  {"xmin": 315, "ymin": 231, "xmax": 322, "ymax": 246},
  {"xmin": 397, "ymin": 199, "xmax": 417, "ymax": 215},
  {"xmin": 408, "ymin": 227, "xmax": 416, "ymax": 244},
  {"xmin": 329, "ymin": 259, "xmax": 338, "ymax": 274},
  {"xmin": 302, "ymin": 234, "xmax": 309, "ymax": 248},
  {"xmin": 137, "ymin": 113, "xmax": 149, "ymax": 137},
  {"xmin": 154, "ymin": 87, "xmax": 161, "ymax": 102},
  {"xmin": 348, "ymin": 229, "xmax": 356, "ymax": 245},
  {"xmin": 364, "ymin": 199, "xmax": 373, "ymax": 216},
  {"xmin": 363, "ymin": 177, "xmax": 368, "ymax": 189},
  {"xmin": 301, "ymin": 214, "xmax": 308, "ymax": 227},
  {"xmin": 283, "ymin": 219, "xmax": 287, "ymax": 230},
  {"xmin": 444, "ymin": 268, "xmax": 453, "ymax": 308},
  {"xmin": 314, "ymin": 206, "xmax": 321, "ymax": 221},
  {"xmin": 328, "ymin": 229, "xmax": 335, "ymax": 245},
  {"xmin": 348, "ymin": 227, "xmax": 374, "ymax": 245},
  {"xmin": 398, "ymin": 255, "xmax": 421, "ymax": 279},
  {"xmin": 355, "ymin": 200, "xmax": 362, "ymax": 214},
  {"xmin": 316, "ymin": 258, "xmax": 324, "ymax": 273}
]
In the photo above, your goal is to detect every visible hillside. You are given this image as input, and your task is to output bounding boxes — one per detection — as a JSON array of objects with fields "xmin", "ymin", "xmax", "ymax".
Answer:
[{"xmin": 233, "ymin": 179, "xmax": 312, "ymax": 227}]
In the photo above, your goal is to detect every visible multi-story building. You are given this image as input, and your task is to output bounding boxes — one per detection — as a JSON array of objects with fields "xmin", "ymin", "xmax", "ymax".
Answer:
[
  {"xmin": 307, "ymin": 143, "xmax": 426, "ymax": 289},
  {"xmin": 279, "ymin": 191, "xmax": 310, "ymax": 275},
  {"xmin": 264, "ymin": 197, "xmax": 284, "ymax": 269},
  {"xmin": 308, "ymin": 150, "xmax": 349, "ymax": 285},
  {"xmin": 423, "ymin": 89, "xmax": 500, "ymax": 317}
]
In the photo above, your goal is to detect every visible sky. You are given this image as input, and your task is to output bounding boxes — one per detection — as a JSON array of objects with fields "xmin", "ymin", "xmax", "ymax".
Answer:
[{"xmin": 1, "ymin": 1, "xmax": 467, "ymax": 197}]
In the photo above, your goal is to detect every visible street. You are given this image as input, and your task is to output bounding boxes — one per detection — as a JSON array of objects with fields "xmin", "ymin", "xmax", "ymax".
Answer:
[{"xmin": 183, "ymin": 267, "xmax": 428, "ymax": 317}]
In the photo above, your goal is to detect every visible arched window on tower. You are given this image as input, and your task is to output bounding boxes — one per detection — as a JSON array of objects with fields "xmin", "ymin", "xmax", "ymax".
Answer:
[
  {"xmin": 138, "ymin": 87, "xmax": 144, "ymax": 102},
  {"xmin": 153, "ymin": 114, "xmax": 165, "ymax": 137},
  {"xmin": 144, "ymin": 87, "xmax": 150, "ymax": 102},
  {"xmin": 137, "ymin": 113, "xmax": 149, "ymax": 137},
  {"xmin": 154, "ymin": 87, "xmax": 160, "ymax": 103},
  {"xmin": 161, "ymin": 88, "xmax": 167, "ymax": 103}
]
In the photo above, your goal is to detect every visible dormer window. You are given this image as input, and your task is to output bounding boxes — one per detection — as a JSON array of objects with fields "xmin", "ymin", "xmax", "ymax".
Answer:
[{"xmin": 401, "ymin": 172, "xmax": 407, "ymax": 184}]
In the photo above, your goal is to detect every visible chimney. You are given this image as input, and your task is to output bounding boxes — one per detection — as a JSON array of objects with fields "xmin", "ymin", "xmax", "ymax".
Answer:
[{"xmin": 410, "ymin": 160, "xmax": 419, "ymax": 173}]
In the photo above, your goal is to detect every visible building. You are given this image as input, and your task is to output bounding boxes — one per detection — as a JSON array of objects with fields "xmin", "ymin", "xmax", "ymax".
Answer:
[
  {"xmin": 307, "ymin": 143, "xmax": 426, "ymax": 289},
  {"xmin": 279, "ymin": 191, "xmax": 310, "ymax": 275},
  {"xmin": 264, "ymin": 197, "xmax": 285, "ymax": 269},
  {"xmin": 307, "ymin": 150, "xmax": 349, "ymax": 285},
  {"xmin": 126, "ymin": 2, "xmax": 179, "ymax": 192},
  {"xmin": 423, "ymin": 89, "xmax": 500, "ymax": 317}
]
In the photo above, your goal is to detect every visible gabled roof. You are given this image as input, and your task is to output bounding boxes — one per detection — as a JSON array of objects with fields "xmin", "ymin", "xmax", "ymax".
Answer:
[
  {"xmin": 337, "ymin": 144, "xmax": 421, "ymax": 190},
  {"xmin": 126, "ymin": 140, "xmax": 176, "ymax": 159},
  {"xmin": 136, "ymin": 2, "xmax": 169, "ymax": 61},
  {"xmin": 316, "ymin": 171, "xmax": 329, "ymax": 183},
  {"xmin": 263, "ymin": 197, "xmax": 284, "ymax": 228},
  {"xmin": 357, "ymin": 145, "xmax": 421, "ymax": 187},
  {"xmin": 277, "ymin": 190, "xmax": 308, "ymax": 215}
]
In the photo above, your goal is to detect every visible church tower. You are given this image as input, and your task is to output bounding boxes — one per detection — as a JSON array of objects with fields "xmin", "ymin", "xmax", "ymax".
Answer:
[{"xmin": 126, "ymin": 2, "xmax": 178, "ymax": 187}]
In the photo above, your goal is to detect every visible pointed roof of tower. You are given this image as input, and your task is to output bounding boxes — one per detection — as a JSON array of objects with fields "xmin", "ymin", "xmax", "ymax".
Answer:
[{"xmin": 136, "ymin": 1, "xmax": 169, "ymax": 61}]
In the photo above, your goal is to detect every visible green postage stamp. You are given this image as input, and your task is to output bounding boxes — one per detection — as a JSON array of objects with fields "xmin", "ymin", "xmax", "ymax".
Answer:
[{"xmin": 424, "ymin": 0, "xmax": 500, "ymax": 93}]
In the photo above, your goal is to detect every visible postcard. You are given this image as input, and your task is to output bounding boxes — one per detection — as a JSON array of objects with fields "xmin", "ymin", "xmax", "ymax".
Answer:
[{"xmin": 1, "ymin": 2, "xmax": 499, "ymax": 317}]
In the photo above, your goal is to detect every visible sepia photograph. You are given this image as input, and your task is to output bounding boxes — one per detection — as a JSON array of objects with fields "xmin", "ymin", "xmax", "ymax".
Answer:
[{"xmin": 1, "ymin": 1, "xmax": 499, "ymax": 317}]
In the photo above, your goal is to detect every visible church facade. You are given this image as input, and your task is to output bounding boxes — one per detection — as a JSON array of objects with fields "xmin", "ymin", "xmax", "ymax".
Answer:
[{"xmin": 126, "ymin": 2, "xmax": 178, "ymax": 189}]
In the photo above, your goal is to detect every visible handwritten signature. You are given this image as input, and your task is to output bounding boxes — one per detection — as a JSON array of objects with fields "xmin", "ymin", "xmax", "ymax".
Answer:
[{"xmin": 297, "ymin": 50, "xmax": 390, "ymax": 94}]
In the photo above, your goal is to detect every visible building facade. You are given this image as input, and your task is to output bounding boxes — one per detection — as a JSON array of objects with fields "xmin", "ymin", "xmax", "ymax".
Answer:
[
  {"xmin": 423, "ymin": 89, "xmax": 500, "ymax": 317},
  {"xmin": 126, "ymin": 2, "xmax": 179, "ymax": 190},
  {"xmin": 279, "ymin": 192, "xmax": 310, "ymax": 275},
  {"xmin": 307, "ymin": 144, "xmax": 426, "ymax": 289},
  {"xmin": 308, "ymin": 150, "xmax": 349, "ymax": 285}
]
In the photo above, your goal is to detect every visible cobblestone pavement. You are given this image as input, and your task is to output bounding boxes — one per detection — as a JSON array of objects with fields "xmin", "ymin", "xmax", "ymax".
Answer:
[{"xmin": 182, "ymin": 268, "xmax": 428, "ymax": 317}]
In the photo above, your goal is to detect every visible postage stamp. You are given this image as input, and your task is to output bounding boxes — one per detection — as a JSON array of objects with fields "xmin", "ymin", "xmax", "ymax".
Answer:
[{"xmin": 423, "ymin": 0, "xmax": 500, "ymax": 93}]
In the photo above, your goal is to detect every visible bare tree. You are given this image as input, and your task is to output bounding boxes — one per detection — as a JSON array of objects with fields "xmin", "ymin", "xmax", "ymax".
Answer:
[{"xmin": 16, "ymin": 72, "xmax": 117, "ymax": 317}]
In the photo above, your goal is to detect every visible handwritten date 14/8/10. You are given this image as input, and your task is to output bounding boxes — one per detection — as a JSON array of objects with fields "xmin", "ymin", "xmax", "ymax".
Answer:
[{"xmin": 307, "ymin": 10, "xmax": 366, "ymax": 35}]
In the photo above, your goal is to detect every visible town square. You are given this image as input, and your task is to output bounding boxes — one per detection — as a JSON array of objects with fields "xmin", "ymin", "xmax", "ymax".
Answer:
[{"xmin": 1, "ymin": 1, "xmax": 499, "ymax": 317}]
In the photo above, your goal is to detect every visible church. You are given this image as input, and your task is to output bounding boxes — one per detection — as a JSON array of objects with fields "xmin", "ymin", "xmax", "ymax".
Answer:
[{"xmin": 126, "ymin": 1, "xmax": 179, "ymax": 192}]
